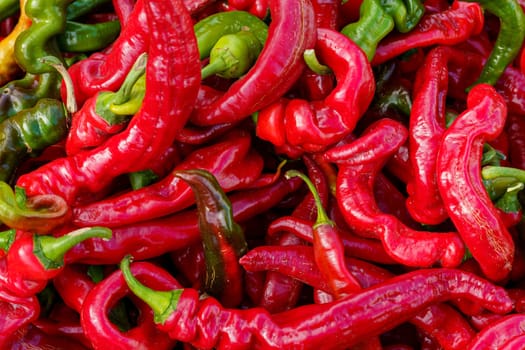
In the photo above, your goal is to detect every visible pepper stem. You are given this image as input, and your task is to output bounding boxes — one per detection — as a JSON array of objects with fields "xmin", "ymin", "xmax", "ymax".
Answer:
[
  {"xmin": 40, "ymin": 56, "xmax": 77, "ymax": 113},
  {"xmin": 111, "ymin": 52, "xmax": 148, "ymax": 106},
  {"xmin": 482, "ymin": 166, "xmax": 525, "ymax": 183},
  {"xmin": 303, "ymin": 49, "xmax": 332, "ymax": 75},
  {"xmin": 35, "ymin": 227, "xmax": 112, "ymax": 270},
  {"xmin": 120, "ymin": 255, "xmax": 183, "ymax": 325},
  {"xmin": 284, "ymin": 169, "xmax": 333, "ymax": 228}
]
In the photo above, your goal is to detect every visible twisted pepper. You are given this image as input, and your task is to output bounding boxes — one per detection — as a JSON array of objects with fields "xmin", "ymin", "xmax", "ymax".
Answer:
[
  {"xmin": 189, "ymin": 0, "xmax": 316, "ymax": 126},
  {"xmin": 175, "ymin": 169, "xmax": 247, "ymax": 308},
  {"xmin": 121, "ymin": 256, "xmax": 512, "ymax": 349},
  {"xmin": 436, "ymin": 84, "xmax": 513, "ymax": 282},
  {"xmin": 16, "ymin": 0, "xmax": 201, "ymax": 205},
  {"xmin": 324, "ymin": 119, "xmax": 465, "ymax": 267}
]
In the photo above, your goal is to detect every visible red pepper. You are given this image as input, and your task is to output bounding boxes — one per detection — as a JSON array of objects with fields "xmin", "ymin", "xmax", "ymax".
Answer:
[
  {"xmin": 121, "ymin": 256, "xmax": 513, "ymax": 350},
  {"xmin": 285, "ymin": 169, "xmax": 361, "ymax": 298},
  {"xmin": 372, "ymin": 1, "xmax": 485, "ymax": 66},
  {"xmin": 467, "ymin": 314, "xmax": 525, "ymax": 349},
  {"xmin": 53, "ymin": 264, "xmax": 96, "ymax": 313},
  {"xmin": 256, "ymin": 28, "xmax": 374, "ymax": 155},
  {"xmin": 9, "ymin": 323, "xmax": 89, "ymax": 350},
  {"xmin": 406, "ymin": 46, "xmax": 456, "ymax": 225},
  {"xmin": 437, "ymin": 84, "xmax": 513, "ymax": 282},
  {"xmin": 325, "ymin": 118, "xmax": 465, "ymax": 267},
  {"xmin": 0, "ymin": 288, "xmax": 40, "ymax": 348},
  {"xmin": 189, "ymin": 0, "xmax": 316, "ymax": 126},
  {"xmin": 72, "ymin": 129, "xmax": 263, "ymax": 227},
  {"xmin": 17, "ymin": 0, "xmax": 202, "ymax": 206},
  {"xmin": 80, "ymin": 261, "xmax": 180, "ymax": 350},
  {"xmin": 65, "ymin": 175, "xmax": 301, "ymax": 265}
]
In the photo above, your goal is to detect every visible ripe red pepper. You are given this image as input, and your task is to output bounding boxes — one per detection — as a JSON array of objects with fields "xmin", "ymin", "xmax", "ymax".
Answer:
[
  {"xmin": 72, "ymin": 129, "xmax": 263, "ymax": 227},
  {"xmin": 372, "ymin": 1, "xmax": 484, "ymax": 66},
  {"xmin": 53, "ymin": 264, "xmax": 96, "ymax": 313},
  {"xmin": 325, "ymin": 119, "xmax": 465, "ymax": 268},
  {"xmin": 256, "ymin": 28, "xmax": 374, "ymax": 155},
  {"xmin": 189, "ymin": 0, "xmax": 316, "ymax": 126},
  {"xmin": 0, "ymin": 289, "xmax": 40, "ymax": 348},
  {"xmin": 80, "ymin": 261, "xmax": 180, "ymax": 350},
  {"xmin": 467, "ymin": 314, "xmax": 525, "ymax": 349},
  {"xmin": 121, "ymin": 256, "xmax": 512, "ymax": 349},
  {"xmin": 437, "ymin": 84, "xmax": 513, "ymax": 282},
  {"xmin": 16, "ymin": 0, "xmax": 201, "ymax": 206}
]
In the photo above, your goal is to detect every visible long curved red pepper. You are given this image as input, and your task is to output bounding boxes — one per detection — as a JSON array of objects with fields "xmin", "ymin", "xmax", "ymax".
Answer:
[
  {"xmin": 256, "ymin": 28, "xmax": 374, "ymax": 155},
  {"xmin": 16, "ymin": 0, "xmax": 201, "ymax": 206},
  {"xmin": 71, "ymin": 129, "xmax": 263, "ymax": 227},
  {"xmin": 437, "ymin": 83, "xmax": 513, "ymax": 282},
  {"xmin": 189, "ymin": 0, "xmax": 316, "ymax": 126},
  {"xmin": 122, "ymin": 257, "xmax": 513, "ymax": 350},
  {"xmin": 406, "ymin": 45, "xmax": 457, "ymax": 225},
  {"xmin": 325, "ymin": 118, "xmax": 465, "ymax": 267},
  {"xmin": 372, "ymin": 1, "xmax": 484, "ymax": 66},
  {"xmin": 80, "ymin": 262, "xmax": 180, "ymax": 350}
]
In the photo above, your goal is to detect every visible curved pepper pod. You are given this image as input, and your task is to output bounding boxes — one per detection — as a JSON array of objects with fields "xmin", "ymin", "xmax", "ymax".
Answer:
[
  {"xmin": 17, "ymin": 0, "xmax": 201, "ymax": 205},
  {"xmin": 372, "ymin": 1, "xmax": 484, "ymax": 66},
  {"xmin": 71, "ymin": 130, "xmax": 263, "ymax": 227},
  {"xmin": 467, "ymin": 314, "xmax": 525, "ymax": 349},
  {"xmin": 189, "ymin": 0, "xmax": 316, "ymax": 126},
  {"xmin": 81, "ymin": 261, "xmax": 180, "ymax": 350},
  {"xmin": 406, "ymin": 46, "xmax": 454, "ymax": 225},
  {"xmin": 437, "ymin": 84, "xmax": 513, "ymax": 282},
  {"xmin": 256, "ymin": 28, "xmax": 374, "ymax": 155},
  {"xmin": 122, "ymin": 257, "xmax": 512, "ymax": 350},
  {"xmin": 325, "ymin": 119, "xmax": 465, "ymax": 268}
]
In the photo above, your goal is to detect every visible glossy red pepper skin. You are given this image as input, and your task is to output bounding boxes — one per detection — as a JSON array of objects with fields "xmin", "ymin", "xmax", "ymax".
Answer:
[
  {"xmin": 65, "ymin": 176, "xmax": 300, "ymax": 265},
  {"xmin": 256, "ymin": 28, "xmax": 374, "ymax": 155},
  {"xmin": 0, "ymin": 289, "xmax": 40, "ymax": 348},
  {"xmin": 53, "ymin": 264, "xmax": 96, "ymax": 313},
  {"xmin": 72, "ymin": 130, "xmax": 263, "ymax": 227},
  {"xmin": 437, "ymin": 84, "xmax": 513, "ymax": 282},
  {"xmin": 467, "ymin": 314, "xmax": 525, "ymax": 349},
  {"xmin": 124, "ymin": 260, "xmax": 512, "ymax": 350},
  {"xmin": 406, "ymin": 46, "xmax": 454, "ymax": 225},
  {"xmin": 372, "ymin": 1, "xmax": 484, "ymax": 66},
  {"xmin": 17, "ymin": 0, "xmax": 201, "ymax": 206},
  {"xmin": 189, "ymin": 0, "xmax": 316, "ymax": 126},
  {"xmin": 81, "ymin": 262, "xmax": 180, "ymax": 350},
  {"xmin": 325, "ymin": 119, "xmax": 465, "ymax": 267}
]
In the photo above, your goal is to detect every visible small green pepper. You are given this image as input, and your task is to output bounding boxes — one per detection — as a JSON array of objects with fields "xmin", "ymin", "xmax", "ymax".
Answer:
[
  {"xmin": 201, "ymin": 30, "xmax": 263, "ymax": 80},
  {"xmin": 0, "ymin": 98, "xmax": 68, "ymax": 182}
]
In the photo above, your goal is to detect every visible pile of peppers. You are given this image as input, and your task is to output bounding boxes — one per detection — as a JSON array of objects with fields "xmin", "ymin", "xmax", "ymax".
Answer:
[{"xmin": 2, "ymin": 0, "xmax": 525, "ymax": 348}]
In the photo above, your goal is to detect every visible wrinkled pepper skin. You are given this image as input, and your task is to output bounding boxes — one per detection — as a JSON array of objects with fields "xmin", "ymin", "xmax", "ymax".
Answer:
[
  {"xmin": 256, "ymin": 28, "xmax": 374, "ymax": 155},
  {"xmin": 189, "ymin": 0, "xmax": 317, "ymax": 126},
  {"xmin": 122, "ymin": 258, "xmax": 513, "ymax": 350},
  {"xmin": 0, "ymin": 98, "xmax": 68, "ymax": 183},
  {"xmin": 16, "ymin": 0, "xmax": 201, "ymax": 206},
  {"xmin": 437, "ymin": 84, "xmax": 513, "ymax": 282}
]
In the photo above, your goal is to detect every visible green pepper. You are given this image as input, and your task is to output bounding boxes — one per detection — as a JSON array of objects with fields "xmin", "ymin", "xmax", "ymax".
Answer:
[
  {"xmin": 201, "ymin": 30, "xmax": 263, "ymax": 80},
  {"xmin": 174, "ymin": 169, "xmax": 247, "ymax": 308},
  {"xmin": 66, "ymin": 0, "xmax": 110, "ymax": 20},
  {"xmin": 465, "ymin": 0, "xmax": 525, "ymax": 86},
  {"xmin": 341, "ymin": 0, "xmax": 395, "ymax": 61},
  {"xmin": 381, "ymin": 0, "xmax": 425, "ymax": 33},
  {"xmin": 0, "ymin": 98, "xmax": 68, "ymax": 182},
  {"xmin": 0, "ymin": 71, "xmax": 61, "ymax": 122},
  {"xmin": 0, "ymin": 0, "xmax": 19, "ymax": 22},
  {"xmin": 194, "ymin": 10, "xmax": 268, "ymax": 60},
  {"xmin": 56, "ymin": 20, "xmax": 121, "ymax": 53},
  {"xmin": 14, "ymin": 0, "xmax": 72, "ymax": 74}
]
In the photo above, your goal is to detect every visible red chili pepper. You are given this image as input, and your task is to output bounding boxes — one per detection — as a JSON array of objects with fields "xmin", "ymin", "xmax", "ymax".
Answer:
[
  {"xmin": 72, "ymin": 129, "xmax": 263, "ymax": 227},
  {"xmin": 80, "ymin": 261, "xmax": 180, "ymax": 350},
  {"xmin": 65, "ymin": 175, "xmax": 301, "ymax": 265},
  {"xmin": 437, "ymin": 84, "xmax": 513, "ymax": 282},
  {"xmin": 325, "ymin": 118, "xmax": 465, "ymax": 267},
  {"xmin": 9, "ymin": 323, "xmax": 89, "ymax": 350},
  {"xmin": 372, "ymin": 1, "xmax": 485, "ymax": 66},
  {"xmin": 406, "ymin": 46, "xmax": 456, "ymax": 226},
  {"xmin": 189, "ymin": 0, "xmax": 316, "ymax": 126},
  {"xmin": 467, "ymin": 314, "xmax": 525, "ymax": 349},
  {"xmin": 53, "ymin": 264, "xmax": 96, "ymax": 313},
  {"xmin": 256, "ymin": 28, "xmax": 374, "ymax": 155},
  {"xmin": 121, "ymin": 255, "xmax": 513, "ymax": 350},
  {"xmin": 17, "ymin": 0, "xmax": 201, "ymax": 206},
  {"xmin": 0, "ymin": 288, "xmax": 40, "ymax": 348}
]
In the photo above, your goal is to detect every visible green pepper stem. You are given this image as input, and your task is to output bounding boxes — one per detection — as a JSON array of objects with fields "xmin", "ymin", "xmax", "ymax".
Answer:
[
  {"xmin": 284, "ymin": 169, "xmax": 333, "ymax": 228},
  {"xmin": 120, "ymin": 255, "xmax": 182, "ymax": 325},
  {"xmin": 111, "ymin": 52, "xmax": 148, "ymax": 106},
  {"xmin": 482, "ymin": 166, "xmax": 525, "ymax": 183},
  {"xmin": 303, "ymin": 49, "xmax": 332, "ymax": 75},
  {"xmin": 201, "ymin": 57, "xmax": 231, "ymax": 80},
  {"xmin": 35, "ymin": 227, "xmax": 112, "ymax": 269},
  {"xmin": 40, "ymin": 56, "xmax": 77, "ymax": 113}
]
